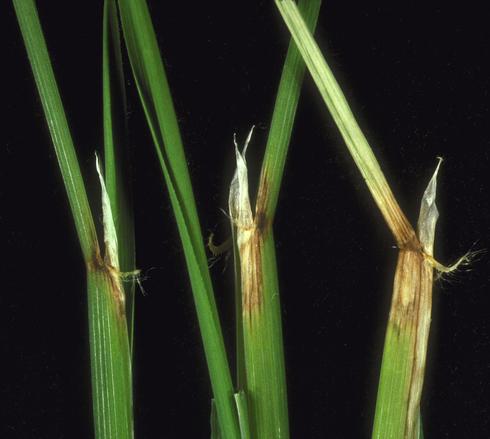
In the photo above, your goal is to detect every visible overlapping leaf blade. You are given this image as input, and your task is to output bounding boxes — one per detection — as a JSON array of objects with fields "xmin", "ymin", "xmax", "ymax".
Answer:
[
  {"xmin": 117, "ymin": 1, "xmax": 241, "ymax": 437},
  {"xmin": 13, "ymin": 1, "xmax": 134, "ymax": 437},
  {"xmin": 103, "ymin": 0, "xmax": 136, "ymax": 349}
]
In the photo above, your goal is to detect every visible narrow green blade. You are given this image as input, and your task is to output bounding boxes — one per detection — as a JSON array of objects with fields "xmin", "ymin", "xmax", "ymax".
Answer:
[
  {"xmin": 13, "ymin": 1, "xmax": 134, "ymax": 438},
  {"xmin": 12, "ymin": 0, "xmax": 98, "ymax": 261},
  {"xmin": 258, "ymin": 0, "xmax": 322, "ymax": 222},
  {"xmin": 103, "ymin": 0, "xmax": 136, "ymax": 350},
  {"xmin": 117, "ymin": 1, "xmax": 240, "ymax": 437}
]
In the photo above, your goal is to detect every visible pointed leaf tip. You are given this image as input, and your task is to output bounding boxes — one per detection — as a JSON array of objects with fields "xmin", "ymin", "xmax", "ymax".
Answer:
[
  {"xmin": 229, "ymin": 128, "xmax": 255, "ymax": 231},
  {"xmin": 418, "ymin": 157, "xmax": 443, "ymax": 255},
  {"xmin": 96, "ymin": 153, "xmax": 120, "ymax": 269}
]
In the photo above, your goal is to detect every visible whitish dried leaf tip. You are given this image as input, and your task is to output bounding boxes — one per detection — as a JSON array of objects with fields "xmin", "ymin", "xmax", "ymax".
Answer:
[
  {"xmin": 229, "ymin": 126, "xmax": 255, "ymax": 232},
  {"xmin": 95, "ymin": 153, "xmax": 120, "ymax": 270},
  {"xmin": 418, "ymin": 158, "xmax": 474, "ymax": 275},
  {"xmin": 228, "ymin": 127, "xmax": 264, "ymax": 318},
  {"xmin": 417, "ymin": 157, "xmax": 442, "ymax": 256}
]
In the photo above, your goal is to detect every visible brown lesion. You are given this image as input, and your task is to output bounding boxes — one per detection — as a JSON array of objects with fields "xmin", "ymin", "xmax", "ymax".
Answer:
[
  {"xmin": 86, "ymin": 246, "xmax": 104, "ymax": 272},
  {"xmin": 399, "ymin": 230, "xmax": 422, "ymax": 252},
  {"xmin": 381, "ymin": 189, "xmax": 417, "ymax": 249},
  {"xmin": 389, "ymin": 238, "xmax": 432, "ymax": 328},
  {"xmin": 254, "ymin": 170, "xmax": 272, "ymax": 235},
  {"xmin": 406, "ymin": 257, "xmax": 433, "ymax": 437},
  {"xmin": 236, "ymin": 168, "xmax": 272, "ymax": 323},
  {"xmin": 86, "ymin": 245, "xmax": 126, "ymax": 320},
  {"xmin": 390, "ymin": 249, "xmax": 422, "ymax": 331},
  {"xmin": 106, "ymin": 264, "xmax": 126, "ymax": 320},
  {"xmin": 388, "ymin": 241, "xmax": 434, "ymax": 438},
  {"xmin": 239, "ymin": 227, "xmax": 265, "ymax": 323}
]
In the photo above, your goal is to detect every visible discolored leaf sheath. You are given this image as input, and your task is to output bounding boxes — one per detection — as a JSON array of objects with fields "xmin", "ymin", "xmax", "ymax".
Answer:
[
  {"xmin": 274, "ymin": 3, "xmax": 450, "ymax": 437},
  {"xmin": 230, "ymin": 133, "xmax": 288, "ymax": 439},
  {"xmin": 373, "ymin": 161, "xmax": 441, "ymax": 439},
  {"xmin": 228, "ymin": 1, "xmax": 322, "ymax": 437}
]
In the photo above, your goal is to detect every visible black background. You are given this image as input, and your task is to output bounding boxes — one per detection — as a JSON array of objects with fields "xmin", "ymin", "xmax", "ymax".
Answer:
[{"xmin": 3, "ymin": 1, "xmax": 490, "ymax": 438}]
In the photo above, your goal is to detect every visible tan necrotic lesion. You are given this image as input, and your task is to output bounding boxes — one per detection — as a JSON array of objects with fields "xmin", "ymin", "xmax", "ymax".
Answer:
[
  {"xmin": 238, "ymin": 230, "xmax": 264, "ymax": 320},
  {"xmin": 386, "ymin": 158, "xmax": 443, "ymax": 437},
  {"xmin": 229, "ymin": 127, "xmax": 267, "ymax": 319},
  {"xmin": 388, "ymin": 247, "xmax": 433, "ymax": 438}
]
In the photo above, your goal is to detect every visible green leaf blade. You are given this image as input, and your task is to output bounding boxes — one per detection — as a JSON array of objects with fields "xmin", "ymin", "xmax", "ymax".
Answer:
[
  {"xmin": 117, "ymin": 1, "xmax": 240, "ymax": 437},
  {"xmin": 259, "ymin": 0, "xmax": 322, "ymax": 222},
  {"xmin": 103, "ymin": 0, "xmax": 136, "ymax": 349},
  {"xmin": 12, "ymin": 0, "xmax": 98, "ymax": 261}
]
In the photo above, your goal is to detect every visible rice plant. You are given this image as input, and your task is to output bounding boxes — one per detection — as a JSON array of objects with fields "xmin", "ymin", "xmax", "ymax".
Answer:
[{"xmin": 11, "ymin": 0, "xmax": 476, "ymax": 438}]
